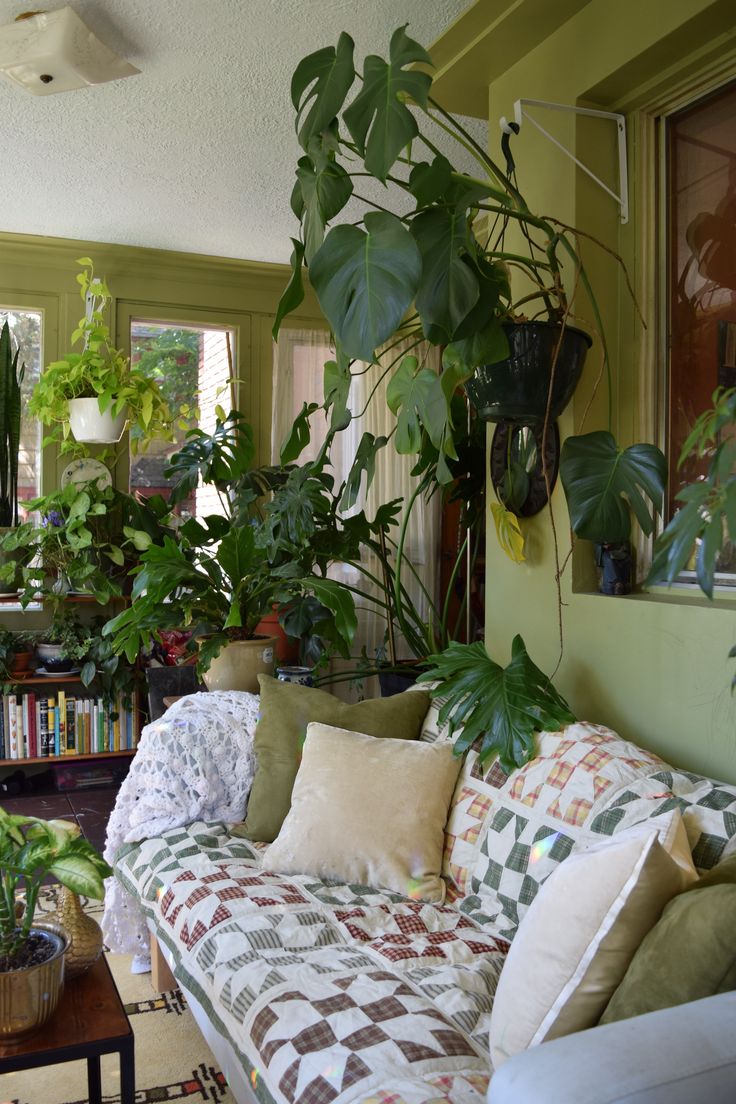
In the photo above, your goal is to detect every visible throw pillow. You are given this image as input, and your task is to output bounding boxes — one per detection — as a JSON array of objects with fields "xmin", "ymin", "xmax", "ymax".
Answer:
[
  {"xmin": 262, "ymin": 721, "xmax": 463, "ymax": 903},
  {"xmin": 241, "ymin": 676, "xmax": 430, "ymax": 842},
  {"xmin": 488, "ymin": 809, "xmax": 697, "ymax": 1067},
  {"xmin": 600, "ymin": 853, "xmax": 736, "ymax": 1023}
]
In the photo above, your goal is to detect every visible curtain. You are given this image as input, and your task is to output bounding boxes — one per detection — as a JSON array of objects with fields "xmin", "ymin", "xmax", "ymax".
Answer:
[{"xmin": 272, "ymin": 329, "xmax": 441, "ymax": 698}]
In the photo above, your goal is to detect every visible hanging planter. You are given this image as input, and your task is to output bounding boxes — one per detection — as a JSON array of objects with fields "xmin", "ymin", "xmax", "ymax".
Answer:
[
  {"xmin": 464, "ymin": 321, "xmax": 592, "ymax": 424},
  {"xmin": 68, "ymin": 397, "xmax": 126, "ymax": 444}
]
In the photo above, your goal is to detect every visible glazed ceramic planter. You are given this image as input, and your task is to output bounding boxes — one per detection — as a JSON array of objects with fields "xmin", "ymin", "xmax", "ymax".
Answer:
[
  {"xmin": 0, "ymin": 924, "xmax": 67, "ymax": 1039},
  {"xmin": 464, "ymin": 321, "xmax": 592, "ymax": 424},
  {"xmin": 202, "ymin": 636, "xmax": 278, "ymax": 693},
  {"xmin": 36, "ymin": 642, "xmax": 74, "ymax": 673},
  {"xmin": 68, "ymin": 397, "xmax": 126, "ymax": 444}
]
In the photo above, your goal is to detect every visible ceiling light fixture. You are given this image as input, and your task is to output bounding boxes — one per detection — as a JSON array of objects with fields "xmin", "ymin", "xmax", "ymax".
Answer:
[{"xmin": 0, "ymin": 7, "xmax": 139, "ymax": 95}]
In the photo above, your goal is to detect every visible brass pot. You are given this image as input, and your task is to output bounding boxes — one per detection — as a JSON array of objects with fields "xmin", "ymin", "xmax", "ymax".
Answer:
[
  {"xmin": 0, "ymin": 923, "xmax": 67, "ymax": 1039},
  {"xmin": 54, "ymin": 886, "xmax": 103, "ymax": 979}
]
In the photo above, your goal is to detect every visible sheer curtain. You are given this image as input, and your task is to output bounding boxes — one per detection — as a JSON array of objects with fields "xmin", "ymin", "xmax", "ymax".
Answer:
[{"xmin": 272, "ymin": 329, "xmax": 441, "ymax": 696}]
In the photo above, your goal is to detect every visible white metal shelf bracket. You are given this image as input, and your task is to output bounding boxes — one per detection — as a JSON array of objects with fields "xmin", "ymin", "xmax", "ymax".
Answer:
[{"xmin": 500, "ymin": 99, "xmax": 628, "ymax": 224}]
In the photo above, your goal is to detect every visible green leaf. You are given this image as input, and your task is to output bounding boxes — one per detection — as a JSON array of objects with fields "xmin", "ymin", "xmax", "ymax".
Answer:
[
  {"xmin": 217, "ymin": 525, "xmax": 257, "ymax": 590},
  {"xmin": 418, "ymin": 636, "xmax": 575, "ymax": 772},
  {"xmin": 49, "ymin": 855, "xmax": 106, "ymax": 899},
  {"xmin": 303, "ymin": 576, "xmax": 357, "ymax": 651},
  {"xmin": 340, "ymin": 431, "xmax": 387, "ymax": 509},
  {"xmin": 386, "ymin": 355, "xmax": 447, "ymax": 453},
  {"xmin": 310, "ymin": 211, "xmax": 422, "ymax": 362},
  {"xmin": 408, "ymin": 155, "xmax": 453, "ymax": 207},
  {"xmin": 410, "ymin": 206, "xmax": 479, "ymax": 343},
  {"xmin": 272, "ymin": 239, "xmax": 306, "ymax": 340},
  {"xmin": 280, "ymin": 401, "xmax": 319, "ymax": 464},
  {"xmin": 80, "ymin": 660, "xmax": 96, "ymax": 686},
  {"xmin": 343, "ymin": 25, "xmax": 432, "ymax": 181},
  {"xmin": 295, "ymin": 155, "xmax": 353, "ymax": 263},
  {"xmin": 491, "ymin": 502, "xmax": 526, "ymax": 563},
  {"xmin": 291, "ymin": 32, "xmax": 355, "ymax": 150},
  {"xmin": 560, "ymin": 431, "xmax": 667, "ymax": 542},
  {"xmin": 323, "ymin": 351, "xmax": 352, "ymax": 431}
]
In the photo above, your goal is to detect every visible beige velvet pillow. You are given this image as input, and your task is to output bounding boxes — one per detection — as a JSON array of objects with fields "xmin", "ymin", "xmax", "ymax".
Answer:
[
  {"xmin": 489, "ymin": 810, "xmax": 697, "ymax": 1068},
  {"xmin": 262, "ymin": 721, "xmax": 462, "ymax": 903}
]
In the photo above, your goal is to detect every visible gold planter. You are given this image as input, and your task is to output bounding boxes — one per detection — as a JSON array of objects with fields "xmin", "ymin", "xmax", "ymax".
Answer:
[
  {"xmin": 54, "ymin": 886, "xmax": 103, "ymax": 979},
  {"xmin": 202, "ymin": 636, "xmax": 278, "ymax": 693},
  {"xmin": 0, "ymin": 924, "xmax": 67, "ymax": 1039}
]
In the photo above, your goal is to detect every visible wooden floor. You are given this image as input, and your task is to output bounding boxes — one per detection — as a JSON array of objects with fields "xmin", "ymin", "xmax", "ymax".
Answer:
[{"xmin": 0, "ymin": 785, "xmax": 120, "ymax": 852}]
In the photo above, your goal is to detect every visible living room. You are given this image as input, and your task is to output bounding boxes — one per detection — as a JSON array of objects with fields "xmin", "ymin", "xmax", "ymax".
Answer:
[{"xmin": 0, "ymin": 1, "xmax": 735, "ymax": 1102}]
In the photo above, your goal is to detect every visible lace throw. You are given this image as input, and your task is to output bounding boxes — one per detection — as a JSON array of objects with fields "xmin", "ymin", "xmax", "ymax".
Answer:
[{"xmin": 101, "ymin": 690, "xmax": 259, "ymax": 959}]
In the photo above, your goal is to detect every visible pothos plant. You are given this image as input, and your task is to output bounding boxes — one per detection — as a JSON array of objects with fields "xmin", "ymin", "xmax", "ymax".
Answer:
[
  {"xmin": 0, "ymin": 806, "xmax": 111, "ymax": 967},
  {"xmin": 29, "ymin": 259, "xmax": 190, "ymax": 456}
]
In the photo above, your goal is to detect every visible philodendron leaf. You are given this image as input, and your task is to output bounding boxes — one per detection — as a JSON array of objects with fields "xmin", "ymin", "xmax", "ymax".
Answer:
[
  {"xmin": 490, "ymin": 503, "xmax": 526, "ymax": 564},
  {"xmin": 323, "ymin": 350, "xmax": 352, "ymax": 431},
  {"xmin": 343, "ymin": 25, "xmax": 432, "ymax": 181},
  {"xmin": 272, "ymin": 239, "xmax": 306, "ymax": 340},
  {"xmin": 310, "ymin": 211, "xmax": 421, "ymax": 362},
  {"xmin": 560, "ymin": 431, "xmax": 667, "ymax": 543},
  {"xmin": 386, "ymin": 355, "xmax": 447, "ymax": 454},
  {"xmin": 291, "ymin": 31, "xmax": 355, "ymax": 150},
  {"xmin": 280, "ymin": 401, "xmax": 319, "ymax": 464},
  {"xmin": 295, "ymin": 155, "xmax": 353, "ymax": 262},
  {"xmin": 410, "ymin": 206, "xmax": 479, "ymax": 344},
  {"xmin": 303, "ymin": 576, "xmax": 357, "ymax": 652},
  {"xmin": 418, "ymin": 636, "xmax": 575, "ymax": 773},
  {"xmin": 340, "ymin": 431, "xmax": 388, "ymax": 510}
]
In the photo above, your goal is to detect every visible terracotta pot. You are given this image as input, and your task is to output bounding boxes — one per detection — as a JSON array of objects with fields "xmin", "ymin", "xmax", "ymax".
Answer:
[
  {"xmin": 202, "ymin": 636, "xmax": 278, "ymax": 693},
  {"xmin": 254, "ymin": 608, "xmax": 300, "ymax": 664},
  {"xmin": 0, "ymin": 923, "xmax": 67, "ymax": 1039},
  {"xmin": 8, "ymin": 650, "xmax": 33, "ymax": 676},
  {"xmin": 68, "ymin": 397, "xmax": 126, "ymax": 444}
]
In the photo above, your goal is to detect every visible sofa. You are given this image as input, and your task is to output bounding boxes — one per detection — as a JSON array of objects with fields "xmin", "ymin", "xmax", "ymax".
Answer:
[{"xmin": 109, "ymin": 688, "xmax": 736, "ymax": 1104}]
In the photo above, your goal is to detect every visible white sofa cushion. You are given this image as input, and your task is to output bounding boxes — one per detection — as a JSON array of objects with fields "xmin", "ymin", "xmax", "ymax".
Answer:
[{"xmin": 488, "ymin": 810, "xmax": 697, "ymax": 1067}]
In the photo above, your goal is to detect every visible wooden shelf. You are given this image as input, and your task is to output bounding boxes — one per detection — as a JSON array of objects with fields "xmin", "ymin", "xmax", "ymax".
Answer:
[
  {"xmin": 5, "ymin": 674, "xmax": 88, "ymax": 685},
  {"xmin": 0, "ymin": 750, "xmax": 136, "ymax": 767}
]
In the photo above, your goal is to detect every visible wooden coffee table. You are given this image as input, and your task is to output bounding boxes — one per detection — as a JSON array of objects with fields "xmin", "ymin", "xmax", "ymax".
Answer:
[{"xmin": 0, "ymin": 952, "xmax": 134, "ymax": 1103}]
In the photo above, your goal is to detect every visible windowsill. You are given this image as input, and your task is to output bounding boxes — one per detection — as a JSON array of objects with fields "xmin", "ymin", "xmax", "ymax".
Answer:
[
  {"xmin": 576, "ymin": 583, "xmax": 736, "ymax": 610},
  {"xmin": 0, "ymin": 601, "xmax": 42, "ymax": 612}
]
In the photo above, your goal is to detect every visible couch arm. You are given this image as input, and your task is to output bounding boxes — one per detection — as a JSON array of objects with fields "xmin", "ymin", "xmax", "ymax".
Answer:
[{"xmin": 487, "ymin": 992, "xmax": 736, "ymax": 1104}]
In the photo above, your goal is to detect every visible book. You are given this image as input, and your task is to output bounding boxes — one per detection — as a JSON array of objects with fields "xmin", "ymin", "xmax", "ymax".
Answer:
[
  {"xmin": 84, "ymin": 699, "xmax": 91, "ymax": 753},
  {"xmin": 39, "ymin": 697, "xmax": 50, "ymax": 757},
  {"xmin": 66, "ymin": 697, "xmax": 76, "ymax": 754},
  {"xmin": 21, "ymin": 695, "xmax": 29, "ymax": 758},
  {"xmin": 76, "ymin": 698, "xmax": 84, "ymax": 754},
  {"xmin": 0, "ymin": 696, "xmax": 5, "ymax": 759},
  {"xmin": 50, "ymin": 697, "xmax": 59, "ymax": 757},
  {"xmin": 58, "ymin": 690, "xmax": 66, "ymax": 755},
  {"xmin": 8, "ymin": 694, "xmax": 17, "ymax": 759},
  {"xmin": 27, "ymin": 692, "xmax": 37, "ymax": 758}
]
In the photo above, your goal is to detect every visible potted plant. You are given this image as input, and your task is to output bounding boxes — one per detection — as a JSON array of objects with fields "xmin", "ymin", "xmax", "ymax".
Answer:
[
  {"xmin": 36, "ymin": 608, "xmax": 92, "ymax": 674},
  {"xmin": 104, "ymin": 410, "xmax": 362, "ymax": 691},
  {"xmin": 0, "ymin": 319, "xmax": 24, "ymax": 594},
  {"xmin": 0, "ymin": 806, "xmax": 111, "ymax": 1038},
  {"xmin": 29, "ymin": 259, "xmax": 185, "ymax": 453},
  {"xmin": 0, "ymin": 629, "xmax": 35, "ymax": 679},
  {"xmin": 560, "ymin": 431, "xmax": 668, "ymax": 595}
]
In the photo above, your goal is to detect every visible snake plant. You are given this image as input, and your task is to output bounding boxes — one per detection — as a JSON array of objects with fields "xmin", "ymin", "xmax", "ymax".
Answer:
[{"xmin": 0, "ymin": 320, "xmax": 24, "ymax": 528}]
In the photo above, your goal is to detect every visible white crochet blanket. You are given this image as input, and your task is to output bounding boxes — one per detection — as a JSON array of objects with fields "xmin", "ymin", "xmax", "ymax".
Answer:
[{"xmin": 102, "ymin": 690, "xmax": 260, "ymax": 961}]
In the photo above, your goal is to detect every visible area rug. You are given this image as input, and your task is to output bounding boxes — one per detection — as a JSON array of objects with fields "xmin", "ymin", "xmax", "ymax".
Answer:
[{"xmin": 1, "ymin": 894, "xmax": 237, "ymax": 1104}]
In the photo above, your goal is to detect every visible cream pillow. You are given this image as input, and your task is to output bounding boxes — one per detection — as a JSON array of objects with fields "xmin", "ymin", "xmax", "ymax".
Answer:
[
  {"xmin": 262, "ymin": 721, "xmax": 462, "ymax": 903},
  {"xmin": 489, "ymin": 809, "xmax": 697, "ymax": 1067}
]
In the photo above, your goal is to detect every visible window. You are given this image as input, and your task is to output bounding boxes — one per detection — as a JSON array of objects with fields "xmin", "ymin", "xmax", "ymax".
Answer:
[
  {"xmin": 0, "ymin": 307, "xmax": 42, "ymax": 512},
  {"xmin": 129, "ymin": 319, "xmax": 235, "ymax": 519},
  {"xmin": 665, "ymin": 78, "xmax": 736, "ymax": 578}
]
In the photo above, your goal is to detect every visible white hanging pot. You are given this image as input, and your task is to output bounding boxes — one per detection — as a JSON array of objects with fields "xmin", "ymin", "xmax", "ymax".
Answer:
[{"xmin": 68, "ymin": 397, "xmax": 126, "ymax": 443}]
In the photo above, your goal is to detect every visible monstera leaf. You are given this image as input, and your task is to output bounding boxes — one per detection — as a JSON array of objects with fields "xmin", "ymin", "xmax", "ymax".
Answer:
[
  {"xmin": 419, "ymin": 636, "xmax": 575, "ymax": 772},
  {"xmin": 291, "ymin": 32, "xmax": 355, "ymax": 150},
  {"xmin": 310, "ymin": 211, "xmax": 421, "ymax": 362},
  {"xmin": 343, "ymin": 25, "xmax": 432, "ymax": 182},
  {"xmin": 560, "ymin": 431, "xmax": 667, "ymax": 542},
  {"xmin": 294, "ymin": 155, "xmax": 353, "ymax": 262},
  {"xmin": 410, "ymin": 206, "xmax": 480, "ymax": 344}
]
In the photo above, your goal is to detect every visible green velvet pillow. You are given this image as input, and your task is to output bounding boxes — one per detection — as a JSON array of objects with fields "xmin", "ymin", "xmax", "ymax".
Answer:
[
  {"xmin": 240, "ymin": 675, "xmax": 431, "ymax": 842},
  {"xmin": 600, "ymin": 853, "xmax": 736, "ymax": 1023}
]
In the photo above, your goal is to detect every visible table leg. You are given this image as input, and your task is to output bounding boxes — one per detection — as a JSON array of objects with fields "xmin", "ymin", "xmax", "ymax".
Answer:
[
  {"xmin": 119, "ymin": 1036, "xmax": 136, "ymax": 1104},
  {"xmin": 87, "ymin": 1054, "xmax": 102, "ymax": 1104}
]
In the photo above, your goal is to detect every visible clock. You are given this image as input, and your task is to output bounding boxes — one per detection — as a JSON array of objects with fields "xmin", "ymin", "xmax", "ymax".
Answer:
[{"xmin": 60, "ymin": 457, "xmax": 113, "ymax": 492}]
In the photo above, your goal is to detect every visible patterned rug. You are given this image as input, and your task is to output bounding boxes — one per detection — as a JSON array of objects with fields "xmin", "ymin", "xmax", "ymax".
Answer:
[{"xmin": 1, "ymin": 894, "xmax": 237, "ymax": 1104}]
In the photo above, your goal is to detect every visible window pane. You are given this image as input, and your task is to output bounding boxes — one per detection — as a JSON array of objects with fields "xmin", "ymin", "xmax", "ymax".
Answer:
[
  {"xmin": 0, "ymin": 307, "xmax": 42, "ymax": 514},
  {"xmin": 667, "ymin": 80, "xmax": 736, "ymax": 577},
  {"xmin": 129, "ymin": 320, "xmax": 234, "ymax": 520}
]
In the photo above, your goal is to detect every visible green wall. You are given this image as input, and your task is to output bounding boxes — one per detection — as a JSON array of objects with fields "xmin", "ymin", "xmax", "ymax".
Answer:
[{"xmin": 432, "ymin": 0, "xmax": 736, "ymax": 782}]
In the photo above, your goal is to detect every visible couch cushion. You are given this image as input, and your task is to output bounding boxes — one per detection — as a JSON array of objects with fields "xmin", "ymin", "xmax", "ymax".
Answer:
[
  {"xmin": 115, "ymin": 820, "xmax": 508, "ymax": 1103},
  {"xmin": 263, "ymin": 722, "xmax": 462, "ymax": 903},
  {"xmin": 488, "ymin": 810, "xmax": 697, "ymax": 1067},
  {"xmin": 463, "ymin": 723, "xmax": 662, "ymax": 938},
  {"xmin": 241, "ymin": 675, "xmax": 430, "ymax": 842},
  {"xmin": 600, "ymin": 853, "xmax": 736, "ymax": 1023}
]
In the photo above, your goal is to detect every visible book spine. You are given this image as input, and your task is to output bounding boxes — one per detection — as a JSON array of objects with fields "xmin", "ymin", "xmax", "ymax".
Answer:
[
  {"xmin": 114, "ymin": 707, "xmax": 121, "ymax": 753},
  {"xmin": 76, "ymin": 699, "xmax": 83, "ymax": 754},
  {"xmin": 84, "ymin": 699, "xmax": 91, "ymax": 754},
  {"xmin": 27, "ymin": 692, "xmax": 37, "ymax": 758},
  {"xmin": 52, "ymin": 698, "xmax": 59, "ymax": 757},
  {"xmin": 66, "ymin": 697, "xmax": 76, "ymax": 754},
  {"xmin": 39, "ymin": 697, "xmax": 49, "ymax": 756},
  {"xmin": 34, "ymin": 699, "xmax": 41, "ymax": 758},
  {"xmin": 58, "ymin": 690, "xmax": 66, "ymax": 755},
  {"xmin": 22, "ymin": 695, "xmax": 29, "ymax": 758},
  {"xmin": 0, "ymin": 694, "xmax": 5, "ymax": 759},
  {"xmin": 96, "ymin": 698, "xmax": 103, "ymax": 752},
  {"xmin": 8, "ymin": 694, "xmax": 17, "ymax": 759}
]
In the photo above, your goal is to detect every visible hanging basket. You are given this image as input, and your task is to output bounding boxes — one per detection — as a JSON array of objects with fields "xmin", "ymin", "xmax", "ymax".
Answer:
[
  {"xmin": 68, "ymin": 397, "xmax": 126, "ymax": 443},
  {"xmin": 464, "ymin": 321, "xmax": 592, "ymax": 424}
]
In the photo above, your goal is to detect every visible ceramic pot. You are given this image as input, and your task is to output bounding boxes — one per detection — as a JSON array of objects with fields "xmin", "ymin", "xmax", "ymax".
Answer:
[
  {"xmin": 68, "ymin": 397, "xmax": 126, "ymax": 444},
  {"xmin": 202, "ymin": 636, "xmax": 278, "ymax": 693},
  {"xmin": 464, "ymin": 321, "xmax": 592, "ymax": 424},
  {"xmin": 36, "ymin": 642, "xmax": 74, "ymax": 673},
  {"xmin": 0, "ymin": 923, "xmax": 67, "ymax": 1039},
  {"xmin": 276, "ymin": 665, "xmax": 314, "ymax": 687},
  {"xmin": 54, "ymin": 886, "xmax": 103, "ymax": 979}
]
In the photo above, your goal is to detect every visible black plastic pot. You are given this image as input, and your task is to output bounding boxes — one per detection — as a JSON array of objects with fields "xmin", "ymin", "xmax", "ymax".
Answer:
[
  {"xmin": 595, "ymin": 541, "xmax": 633, "ymax": 596},
  {"xmin": 464, "ymin": 321, "xmax": 592, "ymax": 424},
  {"xmin": 378, "ymin": 668, "xmax": 421, "ymax": 697}
]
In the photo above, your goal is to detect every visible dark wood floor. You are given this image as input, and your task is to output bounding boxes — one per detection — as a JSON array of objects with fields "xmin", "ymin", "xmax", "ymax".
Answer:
[{"xmin": 0, "ymin": 785, "xmax": 120, "ymax": 853}]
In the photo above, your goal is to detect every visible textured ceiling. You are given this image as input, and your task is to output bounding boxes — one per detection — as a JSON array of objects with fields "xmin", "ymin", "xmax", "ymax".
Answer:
[{"xmin": 0, "ymin": 0, "xmax": 481, "ymax": 263}]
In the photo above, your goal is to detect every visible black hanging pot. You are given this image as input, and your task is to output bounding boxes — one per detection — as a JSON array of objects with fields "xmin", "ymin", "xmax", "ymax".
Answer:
[{"xmin": 464, "ymin": 321, "xmax": 592, "ymax": 424}]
